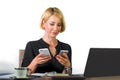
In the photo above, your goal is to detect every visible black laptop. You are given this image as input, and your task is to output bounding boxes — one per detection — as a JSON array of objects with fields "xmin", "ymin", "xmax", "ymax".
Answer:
[{"xmin": 84, "ymin": 48, "xmax": 120, "ymax": 77}]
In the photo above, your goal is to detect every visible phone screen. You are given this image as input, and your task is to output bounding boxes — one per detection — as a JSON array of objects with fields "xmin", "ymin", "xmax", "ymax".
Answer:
[
  {"xmin": 59, "ymin": 50, "xmax": 68, "ymax": 55},
  {"xmin": 39, "ymin": 48, "xmax": 50, "ymax": 56}
]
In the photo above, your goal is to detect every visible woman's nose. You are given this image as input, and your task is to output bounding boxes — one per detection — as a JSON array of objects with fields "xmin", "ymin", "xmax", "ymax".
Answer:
[{"xmin": 53, "ymin": 25, "xmax": 58, "ymax": 30}]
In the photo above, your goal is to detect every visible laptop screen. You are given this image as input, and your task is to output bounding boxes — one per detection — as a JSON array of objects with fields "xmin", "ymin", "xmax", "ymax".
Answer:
[{"xmin": 84, "ymin": 48, "xmax": 120, "ymax": 77}]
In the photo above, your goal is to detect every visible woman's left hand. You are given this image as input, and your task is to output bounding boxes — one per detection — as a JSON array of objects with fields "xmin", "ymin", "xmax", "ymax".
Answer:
[{"xmin": 56, "ymin": 53, "xmax": 70, "ymax": 67}]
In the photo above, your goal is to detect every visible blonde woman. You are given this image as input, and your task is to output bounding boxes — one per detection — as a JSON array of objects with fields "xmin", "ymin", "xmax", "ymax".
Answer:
[{"xmin": 22, "ymin": 7, "xmax": 72, "ymax": 75}]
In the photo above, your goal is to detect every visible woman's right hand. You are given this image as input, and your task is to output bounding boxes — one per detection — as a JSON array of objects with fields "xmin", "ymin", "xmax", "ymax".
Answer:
[
  {"xmin": 28, "ymin": 53, "xmax": 51, "ymax": 73},
  {"xmin": 33, "ymin": 53, "xmax": 51, "ymax": 65}
]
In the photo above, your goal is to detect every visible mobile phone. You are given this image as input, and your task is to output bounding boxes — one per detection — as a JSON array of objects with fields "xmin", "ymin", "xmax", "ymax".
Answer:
[
  {"xmin": 59, "ymin": 50, "xmax": 68, "ymax": 55},
  {"xmin": 39, "ymin": 48, "xmax": 50, "ymax": 56}
]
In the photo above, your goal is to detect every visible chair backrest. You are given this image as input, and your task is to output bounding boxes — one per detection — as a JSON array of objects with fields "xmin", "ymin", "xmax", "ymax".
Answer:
[{"xmin": 19, "ymin": 49, "xmax": 25, "ymax": 67}]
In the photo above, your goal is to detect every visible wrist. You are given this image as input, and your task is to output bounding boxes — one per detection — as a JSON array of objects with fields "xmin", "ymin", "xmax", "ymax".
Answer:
[
  {"xmin": 65, "ymin": 63, "xmax": 71, "ymax": 68},
  {"xmin": 27, "ymin": 68, "xmax": 32, "ymax": 75},
  {"xmin": 64, "ymin": 67, "xmax": 71, "ymax": 70},
  {"xmin": 64, "ymin": 67, "xmax": 72, "ymax": 75}
]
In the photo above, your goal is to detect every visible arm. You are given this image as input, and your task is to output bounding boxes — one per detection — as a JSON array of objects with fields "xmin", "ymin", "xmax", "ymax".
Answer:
[
  {"xmin": 56, "ymin": 53, "xmax": 72, "ymax": 75},
  {"xmin": 56, "ymin": 45, "xmax": 72, "ymax": 75},
  {"xmin": 22, "ymin": 42, "xmax": 35, "ymax": 67},
  {"xmin": 27, "ymin": 53, "xmax": 51, "ymax": 74},
  {"xmin": 22, "ymin": 42, "xmax": 51, "ymax": 74},
  {"xmin": 22, "ymin": 42, "xmax": 37, "ymax": 73}
]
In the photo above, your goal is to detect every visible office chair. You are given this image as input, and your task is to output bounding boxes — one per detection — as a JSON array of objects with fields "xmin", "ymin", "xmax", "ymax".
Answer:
[{"xmin": 19, "ymin": 49, "xmax": 25, "ymax": 67}]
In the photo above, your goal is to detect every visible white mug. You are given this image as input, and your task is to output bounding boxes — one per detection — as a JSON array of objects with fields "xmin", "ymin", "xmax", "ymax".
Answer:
[{"xmin": 15, "ymin": 67, "xmax": 28, "ymax": 78}]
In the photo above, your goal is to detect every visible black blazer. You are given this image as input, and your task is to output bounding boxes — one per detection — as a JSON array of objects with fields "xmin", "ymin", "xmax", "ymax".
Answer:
[{"xmin": 22, "ymin": 38, "xmax": 72, "ymax": 73}]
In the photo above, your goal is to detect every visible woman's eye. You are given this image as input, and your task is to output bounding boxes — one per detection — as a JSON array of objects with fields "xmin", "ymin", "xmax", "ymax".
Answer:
[
  {"xmin": 50, "ymin": 23, "xmax": 54, "ymax": 26},
  {"xmin": 58, "ymin": 24, "xmax": 61, "ymax": 27}
]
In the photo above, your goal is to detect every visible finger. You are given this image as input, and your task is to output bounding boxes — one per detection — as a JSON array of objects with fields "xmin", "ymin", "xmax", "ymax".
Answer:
[
  {"xmin": 37, "ymin": 53, "xmax": 43, "ymax": 57},
  {"xmin": 58, "ymin": 55, "xmax": 67, "ymax": 63},
  {"xmin": 57, "ymin": 53, "xmax": 67, "ymax": 59},
  {"xmin": 56, "ymin": 55, "xmax": 66, "ymax": 63},
  {"xmin": 58, "ymin": 59, "xmax": 64, "ymax": 65},
  {"xmin": 38, "ymin": 57, "xmax": 51, "ymax": 64},
  {"xmin": 62, "ymin": 53, "xmax": 68, "ymax": 58},
  {"xmin": 43, "ymin": 55, "xmax": 52, "ymax": 58},
  {"xmin": 40, "ymin": 57, "xmax": 51, "ymax": 61},
  {"xmin": 56, "ymin": 55, "xmax": 62, "ymax": 60},
  {"xmin": 38, "ymin": 54, "xmax": 51, "ymax": 59}
]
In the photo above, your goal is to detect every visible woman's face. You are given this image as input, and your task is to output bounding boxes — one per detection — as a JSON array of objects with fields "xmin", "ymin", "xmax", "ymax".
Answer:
[{"xmin": 43, "ymin": 15, "xmax": 62, "ymax": 38}]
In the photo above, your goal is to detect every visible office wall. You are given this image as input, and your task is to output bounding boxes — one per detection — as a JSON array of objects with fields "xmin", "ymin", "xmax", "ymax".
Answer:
[{"xmin": 0, "ymin": 0, "xmax": 120, "ymax": 74}]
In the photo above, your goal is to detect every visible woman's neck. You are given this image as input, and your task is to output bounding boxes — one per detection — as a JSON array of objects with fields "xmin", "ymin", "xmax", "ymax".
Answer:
[{"xmin": 42, "ymin": 35, "xmax": 57, "ymax": 47}]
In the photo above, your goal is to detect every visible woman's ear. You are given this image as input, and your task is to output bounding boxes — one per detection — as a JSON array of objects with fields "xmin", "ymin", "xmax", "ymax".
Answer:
[{"xmin": 42, "ymin": 20, "xmax": 46, "ymax": 29}]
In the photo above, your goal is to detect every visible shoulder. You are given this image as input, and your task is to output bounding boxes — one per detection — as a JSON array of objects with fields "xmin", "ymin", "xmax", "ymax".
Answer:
[
  {"xmin": 26, "ymin": 39, "xmax": 42, "ymax": 46},
  {"xmin": 59, "ymin": 41, "xmax": 71, "ymax": 47},
  {"xmin": 58, "ymin": 40, "xmax": 71, "ymax": 49},
  {"xmin": 27, "ymin": 40, "xmax": 40, "ymax": 44}
]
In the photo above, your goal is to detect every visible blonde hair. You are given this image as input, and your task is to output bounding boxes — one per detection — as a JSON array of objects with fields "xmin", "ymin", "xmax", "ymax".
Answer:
[{"xmin": 40, "ymin": 7, "xmax": 66, "ymax": 33}]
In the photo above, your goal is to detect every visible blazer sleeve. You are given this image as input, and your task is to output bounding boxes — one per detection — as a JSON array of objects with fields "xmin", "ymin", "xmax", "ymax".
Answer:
[
  {"xmin": 68, "ymin": 44, "xmax": 72, "ymax": 68},
  {"xmin": 22, "ymin": 42, "xmax": 34, "ymax": 67}
]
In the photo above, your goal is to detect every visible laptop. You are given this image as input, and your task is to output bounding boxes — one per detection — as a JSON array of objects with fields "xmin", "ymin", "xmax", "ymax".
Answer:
[{"xmin": 84, "ymin": 48, "xmax": 120, "ymax": 77}]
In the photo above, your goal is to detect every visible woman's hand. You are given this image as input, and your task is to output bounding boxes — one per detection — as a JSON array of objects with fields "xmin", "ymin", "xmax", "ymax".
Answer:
[
  {"xmin": 33, "ymin": 53, "xmax": 51, "ymax": 65},
  {"xmin": 28, "ymin": 53, "xmax": 51, "ymax": 73},
  {"xmin": 56, "ymin": 53, "xmax": 71, "ymax": 68}
]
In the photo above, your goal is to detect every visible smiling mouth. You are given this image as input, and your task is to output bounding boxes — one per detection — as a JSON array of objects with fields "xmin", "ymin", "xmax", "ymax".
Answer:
[{"xmin": 52, "ymin": 32, "xmax": 58, "ymax": 35}]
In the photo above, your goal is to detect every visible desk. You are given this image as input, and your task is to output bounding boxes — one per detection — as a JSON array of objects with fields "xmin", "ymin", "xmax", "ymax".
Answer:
[
  {"xmin": 0, "ymin": 75, "xmax": 85, "ymax": 80},
  {"xmin": 85, "ymin": 76, "xmax": 120, "ymax": 80},
  {"xmin": 1, "ymin": 76, "xmax": 120, "ymax": 80},
  {"xmin": 34, "ymin": 76, "xmax": 85, "ymax": 80}
]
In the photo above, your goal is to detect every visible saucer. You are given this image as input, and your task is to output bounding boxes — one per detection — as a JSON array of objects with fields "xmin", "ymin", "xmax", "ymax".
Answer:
[{"xmin": 10, "ymin": 76, "xmax": 30, "ymax": 80}]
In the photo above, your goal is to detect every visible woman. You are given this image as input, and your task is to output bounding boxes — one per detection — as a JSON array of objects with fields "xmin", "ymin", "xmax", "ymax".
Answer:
[{"xmin": 22, "ymin": 7, "xmax": 72, "ymax": 75}]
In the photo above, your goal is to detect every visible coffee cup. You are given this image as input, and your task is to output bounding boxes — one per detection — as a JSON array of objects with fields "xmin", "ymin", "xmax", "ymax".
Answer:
[{"xmin": 15, "ymin": 67, "xmax": 28, "ymax": 78}]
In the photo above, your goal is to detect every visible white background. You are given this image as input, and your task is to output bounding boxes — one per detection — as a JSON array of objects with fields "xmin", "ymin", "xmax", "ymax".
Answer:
[{"xmin": 0, "ymin": 0, "xmax": 120, "ymax": 74}]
